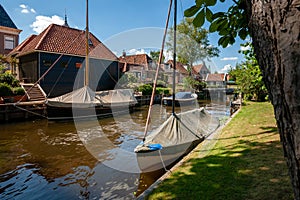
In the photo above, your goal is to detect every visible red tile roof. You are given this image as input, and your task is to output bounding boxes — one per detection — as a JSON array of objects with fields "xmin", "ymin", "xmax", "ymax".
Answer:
[
  {"xmin": 10, "ymin": 24, "xmax": 117, "ymax": 60},
  {"xmin": 192, "ymin": 64, "xmax": 204, "ymax": 74},
  {"xmin": 206, "ymin": 73, "xmax": 227, "ymax": 82},
  {"xmin": 167, "ymin": 60, "xmax": 189, "ymax": 75},
  {"xmin": 119, "ymin": 54, "xmax": 154, "ymax": 70},
  {"xmin": 119, "ymin": 54, "xmax": 151, "ymax": 65}
]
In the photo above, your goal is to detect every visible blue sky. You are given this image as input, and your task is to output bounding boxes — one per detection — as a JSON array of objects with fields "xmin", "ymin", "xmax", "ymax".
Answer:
[{"xmin": 1, "ymin": 0, "xmax": 248, "ymax": 72}]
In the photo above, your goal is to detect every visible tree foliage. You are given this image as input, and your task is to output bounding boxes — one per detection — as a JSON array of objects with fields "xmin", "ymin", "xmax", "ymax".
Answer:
[
  {"xmin": 229, "ymin": 43, "xmax": 268, "ymax": 101},
  {"xmin": 183, "ymin": 76, "xmax": 206, "ymax": 91},
  {"xmin": 118, "ymin": 73, "xmax": 138, "ymax": 88},
  {"xmin": 185, "ymin": 0, "xmax": 248, "ymax": 48},
  {"xmin": 185, "ymin": 1, "xmax": 300, "ymax": 198},
  {"xmin": 150, "ymin": 50, "xmax": 164, "ymax": 62},
  {"xmin": 167, "ymin": 18, "xmax": 219, "ymax": 67}
]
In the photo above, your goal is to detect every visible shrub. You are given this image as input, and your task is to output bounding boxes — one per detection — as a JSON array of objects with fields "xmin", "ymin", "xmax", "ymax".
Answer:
[
  {"xmin": 13, "ymin": 87, "xmax": 25, "ymax": 95},
  {"xmin": 0, "ymin": 83, "xmax": 14, "ymax": 96},
  {"xmin": 156, "ymin": 87, "xmax": 170, "ymax": 95},
  {"xmin": 138, "ymin": 84, "xmax": 153, "ymax": 95},
  {"xmin": 0, "ymin": 72, "xmax": 20, "ymax": 87}
]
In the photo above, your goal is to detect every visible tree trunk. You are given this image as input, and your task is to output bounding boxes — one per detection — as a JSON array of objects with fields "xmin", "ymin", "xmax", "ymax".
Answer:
[{"xmin": 244, "ymin": 0, "xmax": 300, "ymax": 199}]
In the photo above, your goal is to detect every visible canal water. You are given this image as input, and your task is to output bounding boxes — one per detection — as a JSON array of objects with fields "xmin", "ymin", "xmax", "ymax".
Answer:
[{"xmin": 0, "ymin": 100, "xmax": 231, "ymax": 199}]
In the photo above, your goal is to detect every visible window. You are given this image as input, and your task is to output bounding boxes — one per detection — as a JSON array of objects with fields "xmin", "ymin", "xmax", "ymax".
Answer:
[
  {"xmin": 75, "ymin": 62, "xmax": 82, "ymax": 68},
  {"xmin": 4, "ymin": 36, "xmax": 14, "ymax": 50}
]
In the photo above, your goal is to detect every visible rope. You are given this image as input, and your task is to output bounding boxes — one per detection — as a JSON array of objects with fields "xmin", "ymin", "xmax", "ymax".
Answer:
[
  {"xmin": 158, "ymin": 150, "xmax": 171, "ymax": 172},
  {"xmin": 142, "ymin": 0, "xmax": 173, "ymax": 142},
  {"xmin": 13, "ymin": 104, "xmax": 48, "ymax": 119},
  {"xmin": 174, "ymin": 114, "xmax": 203, "ymax": 139},
  {"xmin": 46, "ymin": 56, "xmax": 72, "ymax": 97}
]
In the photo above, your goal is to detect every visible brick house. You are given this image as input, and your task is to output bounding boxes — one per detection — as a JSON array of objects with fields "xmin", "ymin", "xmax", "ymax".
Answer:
[
  {"xmin": 0, "ymin": 4, "xmax": 22, "ymax": 56},
  {"xmin": 191, "ymin": 62, "xmax": 211, "ymax": 80},
  {"xmin": 119, "ymin": 53, "xmax": 157, "ymax": 84}
]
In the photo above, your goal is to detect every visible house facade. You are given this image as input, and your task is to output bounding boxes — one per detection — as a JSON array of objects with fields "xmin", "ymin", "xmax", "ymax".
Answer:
[
  {"xmin": 0, "ymin": 5, "xmax": 22, "ymax": 56},
  {"xmin": 119, "ymin": 53, "xmax": 157, "ymax": 84},
  {"xmin": 205, "ymin": 73, "xmax": 229, "ymax": 87},
  {"xmin": 192, "ymin": 62, "xmax": 210, "ymax": 80},
  {"xmin": 163, "ymin": 60, "xmax": 189, "ymax": 85},
  {"xmin": 9, "ymin": 24, "xmax": 119, "ymax": 97}
]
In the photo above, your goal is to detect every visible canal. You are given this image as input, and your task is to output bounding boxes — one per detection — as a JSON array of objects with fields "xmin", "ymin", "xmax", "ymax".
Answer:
[{"xmin": 0, "ymin": 100, "xmax": 230, "ymax": 199}]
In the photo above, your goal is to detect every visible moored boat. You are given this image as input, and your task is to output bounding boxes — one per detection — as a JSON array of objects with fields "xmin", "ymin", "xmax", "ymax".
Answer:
[
  {"xmin": 162, "ymin": 91, "xmax": 197, "ymax": 107},
  {"xmin": 46, "ymin": 87, "xmax": 137, "ymax": 120},
  {"xmin": 134, "ymin": 108, "xmax": 219, "ymax": 172},
  {"xmin": 134, "ymin": 0, "xmax": 219, "ymax": 173}
]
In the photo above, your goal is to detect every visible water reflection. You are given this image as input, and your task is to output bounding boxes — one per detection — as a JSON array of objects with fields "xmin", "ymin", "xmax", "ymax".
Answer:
[{"xmin": 0, "ymin": 101, "xmax": 230, "ymax": 199}]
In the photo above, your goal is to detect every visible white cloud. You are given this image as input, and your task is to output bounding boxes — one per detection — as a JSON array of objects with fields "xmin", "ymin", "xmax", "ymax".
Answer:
[
  {"xmin": 240, "ymin": 45, "xmax": 251, "ymax": 51},
  {"xmin": 19, "ymin": 4, "xmax": 27, "ymax": 9},
  {"xmin": 30, "ymin": 15, "xmax": 64, "ymax": 34},
  {"xmin": 220, "ymin": 57, "xmax": 238, "ymax": 61},
  {"xmin": 220, "ymin": 64, "xmax": 232, "ymax": 72},
  {"xmin": 19, "ymin": 4, "xmax": 36, "ymax": 14},
  {"xmin": 21, "ymin": 9, "xmax": 29, "ymax": 14},
  {"xmin": 127, "ymin": 48, "xmax": 147, "ymax": 55}
]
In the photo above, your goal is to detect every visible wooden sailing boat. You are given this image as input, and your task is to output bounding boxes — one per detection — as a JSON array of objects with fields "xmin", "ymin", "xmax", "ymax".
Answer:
[
  {"xmin": 46, "ymin": 0, "xmax": 137, "ymax": 120},
  {"xmin": 134, "ymin": 0, "xmax": 219, "ymax": 172}
]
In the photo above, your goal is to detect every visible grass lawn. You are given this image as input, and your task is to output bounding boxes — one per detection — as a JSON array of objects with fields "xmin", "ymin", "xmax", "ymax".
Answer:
[{"xmin": 146, "ymin": 102, "xmax": 294, "ymax": 200}]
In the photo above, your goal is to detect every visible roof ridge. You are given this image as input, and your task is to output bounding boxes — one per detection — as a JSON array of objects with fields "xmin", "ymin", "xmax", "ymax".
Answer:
[
  {"xmin": 94, "ymin": 40, "xmax": 118, "ymax": 60},
  {"xmin": 35, "ymin": 24, "xmax": 55, "ymax": 49}
]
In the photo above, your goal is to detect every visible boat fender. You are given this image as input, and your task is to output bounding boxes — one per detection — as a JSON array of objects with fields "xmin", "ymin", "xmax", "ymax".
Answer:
[{"xmin": 148, "ymin": 143, "xmax": 163, "ymax": 151}]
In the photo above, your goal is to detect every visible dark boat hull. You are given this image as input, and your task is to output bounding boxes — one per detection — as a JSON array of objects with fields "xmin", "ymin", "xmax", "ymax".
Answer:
[{"xmin": 47, "ymin": 104, "xmax": 135, "ymax": 120}]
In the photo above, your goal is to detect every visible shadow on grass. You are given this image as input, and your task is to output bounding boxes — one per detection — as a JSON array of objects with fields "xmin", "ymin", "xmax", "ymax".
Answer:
[
  {"xmin": 147, "ymin": 137, "xmax": 293, "ymax": 199},
  {"xmin": 259, "ymin": 126, "xmax": 278, "ymax": 134},
  {"xmin": 210, "ymin": 126, "xmax": 278, "ymax": 141}
]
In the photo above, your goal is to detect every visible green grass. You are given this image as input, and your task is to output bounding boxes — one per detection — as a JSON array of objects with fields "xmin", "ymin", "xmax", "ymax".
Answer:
[{"xmin": 146, "ymin": 102, "xmax": 294, "ymax": 200}]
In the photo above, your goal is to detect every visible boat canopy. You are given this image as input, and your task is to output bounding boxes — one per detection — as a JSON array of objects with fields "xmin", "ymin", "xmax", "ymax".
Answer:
[
  {"xmin": 47, "ymin": 86, "xmax": 137, "ymax": 108},
  {"xmin": 96, "ymin": 89, "xmax": 137, "ymax": 107},
  {"xmin": 175, "ymin": 92, "xmax": 194, "ymax": 99},
  {"xmin": 134, "ymin": 108, "xmax": 220, "ymax": 152}
]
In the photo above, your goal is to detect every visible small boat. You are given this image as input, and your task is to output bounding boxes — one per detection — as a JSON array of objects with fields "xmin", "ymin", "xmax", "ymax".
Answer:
[
  {"xmin": 134, "ymin": 108, "xmax": 219, "ymax": 172},
  {"xmin": 134, "ymin": 0, "xmax": 219, "ymax": 173},
  {"xmin": 162, "ymin": 91, "xmax": 198, "ymax": 107},
  {"xmin": 46, "ymin": 87, "xmax": 137, "ymax": 120}
]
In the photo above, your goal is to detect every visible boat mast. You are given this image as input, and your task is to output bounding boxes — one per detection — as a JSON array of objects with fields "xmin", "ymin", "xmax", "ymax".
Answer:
[
  {"xmin": 85, "ymin": 0, "xmax": 89, "ymax": 87},
  {"xmin": 141, "ymin": 0, "xmax": 173, "ymax": 142},
  {"xmin": 172, "ymin": 0, "xmax": 177, "ymax": 114}
]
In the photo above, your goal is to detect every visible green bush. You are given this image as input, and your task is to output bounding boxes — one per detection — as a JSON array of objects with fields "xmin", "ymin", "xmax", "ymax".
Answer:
[
  {"xmin": 138, "ymin": 84, "xmax": 153, "ymax": 95},
  {"xmin": 0, "ymin": 72, "xmax": 20, "ymax": 87},
  {"xmin": 13, "ymin": 87, "xmax": 25, "ymax": 95},
  {"xmin": 156, "ymin": 87, "xmax": 170, "ymax": 95},
  {"xmin": 0, "ymin": 83, "xmax": 14, "ymax": 96}
]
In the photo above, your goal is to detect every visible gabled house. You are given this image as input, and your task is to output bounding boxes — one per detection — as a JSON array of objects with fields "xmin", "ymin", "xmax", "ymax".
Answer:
[
  {"xmin": 164, "ymin": 60, "xmax": 189, "ymax": 84},
  {"xmin": 9, "ymin": 24, "xmax": 119, "ymax": 97},
  {"xmin": 205, "ymin": 73, "xmax": 229, "ymax": 87},
  {"xmin": 192, "ymin": 62, "xmax": 210, "ymax": 80},
  {"xmin": 119, "ymin": 53, "xmax": 157, "ymax": 83},
  {"xmin": 0, "ymin": 4, "xmax": 22, "ymax": 56}
]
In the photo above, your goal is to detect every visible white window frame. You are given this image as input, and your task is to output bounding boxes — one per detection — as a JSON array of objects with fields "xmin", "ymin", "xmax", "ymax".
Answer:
[{"xmin": 4, "ymin": 36, "xmax": 15, "ymax": 50}]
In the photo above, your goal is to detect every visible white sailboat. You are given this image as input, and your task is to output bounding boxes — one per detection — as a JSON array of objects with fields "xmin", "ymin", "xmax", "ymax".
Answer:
[
  {"xmin": 134, "ymin": 0, "xmax": 219, "ymax": 172},
  {"xmin": 46, "ymin": 0, "xmax": 137, "ymax": 120}
]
